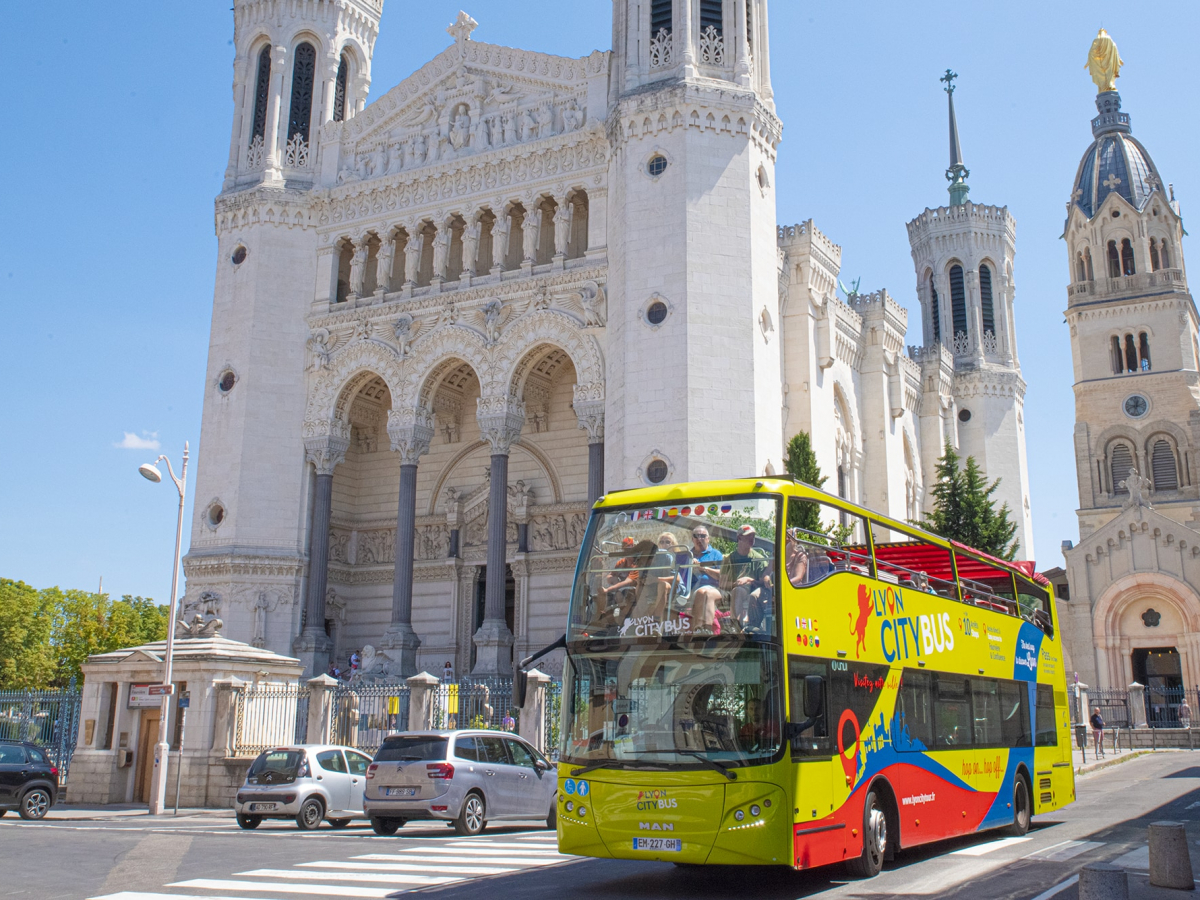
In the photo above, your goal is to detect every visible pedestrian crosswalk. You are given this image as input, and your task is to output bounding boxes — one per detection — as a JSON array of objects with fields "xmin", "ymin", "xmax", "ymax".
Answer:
[{"xmin": 87, "ymin": 831, "xmax": 570, "ymax": 900}]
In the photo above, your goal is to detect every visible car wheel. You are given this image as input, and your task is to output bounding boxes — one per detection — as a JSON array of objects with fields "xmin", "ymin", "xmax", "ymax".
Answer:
[
  {"xmin": 19, "ymin": 788, "xmax": 51, "ymax": 821},
  {"xmin": 545, "ymin": 802, "xmax": 557, "ymax": 830},
  {"xmin": 845, "ymin": 789, "xmax": 887, "ymax": 879},
  {"xmin": 237, "ymin": 814, "xmax": 262, "ymax": 830},
  {"xmin": 295, "ymin": 797, "xmax": 324, "ymax": 830},
  {"xmin": 454, "ymin": 792, "xmax": 486, "ymax": 836},
  {"xmin": 371, "ymin": 817, "xmax": 400, "ymax": 835},
  {"xmin": 329, "ymin": 818, "xmax": 351, "ymax": 829},
  {"xmin": 1008, "ymin": 775, "xmax": 1031, "ymax": 836}
]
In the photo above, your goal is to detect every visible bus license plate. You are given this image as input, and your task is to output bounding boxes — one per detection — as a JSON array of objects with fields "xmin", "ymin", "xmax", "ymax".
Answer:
[
  {"xmin": 249, "ymin": 803, "xmax": 277, "ymax": 811},
  {"xmin": 387, "ymin": 787, "xmax": 417, "ymax": 797},
  {"xmin": 633, "ymin": 837, "xmax": 681, "ymax": 852}
]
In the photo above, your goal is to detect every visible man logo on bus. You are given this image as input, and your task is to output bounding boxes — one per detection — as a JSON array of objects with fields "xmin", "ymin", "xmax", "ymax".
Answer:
[{"xmin": 850, "ymin": 584, "xmax": 872, "ymax": 656}]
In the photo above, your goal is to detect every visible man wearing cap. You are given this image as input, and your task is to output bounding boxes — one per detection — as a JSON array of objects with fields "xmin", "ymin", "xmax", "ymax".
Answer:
[{"xmin": 721, "ymin": 525, "xmax": 772, "ymax": 632}]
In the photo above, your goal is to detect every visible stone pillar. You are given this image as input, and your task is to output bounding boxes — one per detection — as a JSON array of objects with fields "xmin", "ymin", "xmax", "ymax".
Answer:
[
  {"xmin": 575, "ymin": 388, "xmax": 605, "ymax": 503},
  {"xmin": 306, "ymin": 674, "xmax": 338, "ymax": 745},
  {"xmin": 348, "ymin": 240, "xmax": 368, "ymax": 301},
  {"xmin": 518, "ymin": 668, "xmax": 552, "ymax": 753},
  {"xmin": 678, "ymin": 0, "xmax": 696, "ymax": 76},
  {"xmin": 262, "ymin": 45, "xmax": 287, "ymax": 184},
  {"xmin": 320, "ymin": 55, "xmax": 339, "ymax": 124},
  {"xmin": 225, "ymin": 57, "xmax": 249, "ymax": 185},
  {"xmin": 375, "ymin": 237, "xmax": 395, "ymax": 298},
  {"xmin": 734, "ymin": 0, "xmax": 751, "ymax": 84},
  {"xmin": 1130, "ymin": 682, "xmax": 1148, "ymax": 728},
  {"xmin": 472, "ymin": 398, "xmax": 525, "ymax": 674},
  {"xmin": 406, "ymin": 672, "xmax": 441, "ymax": 731},
  {"xmin": 212, "ymin": 677, "xmax": 245, "ymax": 757},
  {"xmin": 294, "ymin": 437, "xmax": 347, "ymax": 676},
  {"xmin": 383, "ymin": 409, "xmax": 435, "ymax": 677}
]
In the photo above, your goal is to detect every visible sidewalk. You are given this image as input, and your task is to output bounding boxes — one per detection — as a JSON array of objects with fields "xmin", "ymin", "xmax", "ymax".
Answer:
[
  {"xmin": 1072, "ymin": 743, "xmax": 1161, "ymax": 776},
  {"xmin": 45, "ymin": 803, "xmax": 235, "ymax": 821}
]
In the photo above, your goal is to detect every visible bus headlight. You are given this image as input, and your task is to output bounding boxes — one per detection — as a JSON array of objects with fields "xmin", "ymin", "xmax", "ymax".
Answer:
[
  {"xmin": 734, "ymin": 810, "xmax": 745, "ymax": 821},
  {"xmin": 750, "ymin": 805, "xmax": 761, "ymax": 817},
  {"xmin": 578, "ymin": 805, "xmax": 587, "ymax": 816},
  {"xmin": 565, "ymin": 801, "xmax": 574, "ymax": 812}
]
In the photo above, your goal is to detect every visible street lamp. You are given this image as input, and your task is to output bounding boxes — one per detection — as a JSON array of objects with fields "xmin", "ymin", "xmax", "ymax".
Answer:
[{"xmin": 138, "ymin": 441, "xmax": 188, "ymax": 816}]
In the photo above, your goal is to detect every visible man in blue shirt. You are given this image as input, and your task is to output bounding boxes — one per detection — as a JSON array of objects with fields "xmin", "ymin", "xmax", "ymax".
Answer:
[{"xmin": 689, "ymin": 526, "xmax": 724, "ymax": 592}]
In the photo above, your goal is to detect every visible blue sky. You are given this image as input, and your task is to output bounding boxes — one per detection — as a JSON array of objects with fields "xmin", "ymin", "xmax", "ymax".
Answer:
[{"xmin": 3, "ymin": 1, "xmax": 1197, "ymax": 601}]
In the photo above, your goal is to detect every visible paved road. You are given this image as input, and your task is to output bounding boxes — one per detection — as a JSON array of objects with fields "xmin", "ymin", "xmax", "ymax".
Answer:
[{"xmin": 5, "ymin": 753, "xmax": 1200, "ymax": 900}]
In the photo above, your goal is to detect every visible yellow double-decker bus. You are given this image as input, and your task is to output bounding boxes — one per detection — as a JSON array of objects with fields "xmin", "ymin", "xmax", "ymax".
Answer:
[{"xmin": 552, "ymin": 477, "xmax": 1073, "ymax": 876}]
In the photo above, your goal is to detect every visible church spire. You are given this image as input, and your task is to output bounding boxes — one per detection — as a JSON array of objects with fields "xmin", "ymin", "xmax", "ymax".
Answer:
[{"xmin": 941, "ymin": 69, "xmax": 970, "ymax": 206}]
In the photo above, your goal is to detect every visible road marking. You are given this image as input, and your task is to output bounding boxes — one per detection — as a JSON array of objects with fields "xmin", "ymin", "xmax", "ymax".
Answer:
[
  {"xmin": 353, "ymin": 852, "xmax": 566, "ymax": 866},
  {"xmin": 1029, "ymin": 874, "xmax": 1079, "ymax": 900},
  {"xmin": 445, "ymin": 840, "xmax": 560, "ymax": 849},
  {"xmin": 298, "ymin": 860, "xmax": 519, "ymax": 875},
  {"xmin": 950, "ymin": 836, "xmax": 1032, "ymax": 856},
  {"xmin": 233, "ymin": 869, "xmax": 459, "ymax": 885},
  {"xmin": 170, "ymin": 879, "xmax": 399, "ymax": 897},
  {"xmin": 1187, "ymin": 801, "xmax": 1200, "ymax": 810},
  {"xmin": 1110, "ymin": 844, "xmax": 1150, "ymax": 870},
  {"xmin": 1025, "ymin": 840, "xmax": 1105, "ymax": 861},
  {"xmin": 89, "ymin": 894, "xmax": 276, "ymax": 900},
  {"xmin": 379, "ymin": 845, "xmax": 566, "ymax": 856}
]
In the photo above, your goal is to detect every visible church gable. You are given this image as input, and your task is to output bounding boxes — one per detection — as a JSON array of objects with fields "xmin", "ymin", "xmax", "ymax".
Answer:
[{"xmin": 323, "ymin": 14, "xmax": 607, "ymax": 185}]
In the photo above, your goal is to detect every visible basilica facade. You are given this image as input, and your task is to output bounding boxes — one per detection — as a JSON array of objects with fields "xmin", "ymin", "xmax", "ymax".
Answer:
[{"xmin": 183, "ymin": 0, "xmax": 1033, "ymax": 678}]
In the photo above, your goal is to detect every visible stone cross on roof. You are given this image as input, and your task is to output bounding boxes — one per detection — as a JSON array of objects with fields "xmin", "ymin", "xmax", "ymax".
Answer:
[
  {"xmin": 447, "ymin": 10, "xmax": 478, "ymax": 46},
  {"xmin": 1103, "ymin": 173, "xmax": 1122, "ymax": 190},
  {"xmin": 940, "ymin": 69, "xmax": 957, "ymax": 95}
]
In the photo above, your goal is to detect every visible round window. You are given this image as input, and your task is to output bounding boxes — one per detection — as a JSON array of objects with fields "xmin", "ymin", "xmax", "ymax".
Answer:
[
  {"xmin": 646, "ymin": 301, "xmax": 668, "ymax": 325},
  {"xmin": 1124, "ymin": 394, "xmax": 1149, "ymax": 418},
  {"xmin": 646, "ymin": 459, "xmax": 669, "ymax": 484},
  {"xmin": 958, "ymin": 408, "xmax": 972, "ymax": 423},
  {"xmin": 218, "ymin": 370, "xmax": 237, "ymax": 393},
  {"xmin": 206, "ymin": 503, "xmax": 225, "ymax": 528},
  {"xmin": 647, "ymin": 155, "xmax": 668, "ymax": 177},
  {"xmin": 231, "ymin": 245, "xmax": 248, "ymax": 265},
  {"xmin": 1111, "ymin": 209, "xmax": 1120, "ymax": 218}
]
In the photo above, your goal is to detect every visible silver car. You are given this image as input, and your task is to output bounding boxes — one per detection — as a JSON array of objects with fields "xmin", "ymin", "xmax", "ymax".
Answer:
[
  {"xmin": 364, "ymin": 730, "xmax": 557, "ymax": 836},
  {"xmin": 234, "ymin": 744, "xmax": 375, "ymax": 830}
]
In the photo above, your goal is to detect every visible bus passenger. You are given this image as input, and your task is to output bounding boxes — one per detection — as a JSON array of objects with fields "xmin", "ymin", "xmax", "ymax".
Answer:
[
  {"xmin": 738, "ymin": 697, "xmax": 780, "ymax": 752},
  {"xmin": 689, "ymin": 527, "xmax": 724, "ymax": 592},
  {"xmin": 786, "ymin": 531, "xmax": 832, "ymax": 587},
  {"xmin": 723, "ymin": 525, "xmax": 772, "ymax": 632}
]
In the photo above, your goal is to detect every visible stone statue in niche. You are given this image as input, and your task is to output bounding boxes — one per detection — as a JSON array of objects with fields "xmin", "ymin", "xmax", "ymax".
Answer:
[
  {"xmin": 562, "ymin": 99, "xmax": 583, "ymax": 132},
  {"xmin": 576, "ymin": 281, "xmax": 606, "ymax": 327},
  {"xmin": 501, "ymin": 113, "xmax": 517, "ymax": 146},
  {"xmin": 307, "ymin": 328, "xmax": 332, "ymax": 371},
  {"xmin": 386, "ymin": 142, "xmax": 404, "ymax": 174},
  {"xmin": 520, "ymin": 109, "xmax": 537, "ymax": 142},
  {"xmin": 449, "ymin": 105, "xmax": 471, "ymax": 151},
  {"xmin": 1120, "ymin": 467, "xmax": 1153, "ymax": 509},
  {"xmin": 432, "ymin": 228, "xmax": 451, "ymax": 278},
  {"xmin": 534, "ymin": 104, "xmax": 555, "ymax": 138}
]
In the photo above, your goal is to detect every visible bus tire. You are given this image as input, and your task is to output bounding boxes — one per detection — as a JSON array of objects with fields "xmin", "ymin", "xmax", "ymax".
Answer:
[
  {"xmin": 846, "ymin": 789, "xmax": 887, "ymax": 879},
  {"xmin": 1007, "ymin": 774, "xmax": 1031, "ymax": 836}
]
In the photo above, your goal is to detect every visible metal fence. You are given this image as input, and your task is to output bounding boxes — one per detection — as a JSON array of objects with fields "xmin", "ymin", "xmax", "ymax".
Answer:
[
  {"xmin": 1088, "ymin": 687, "xmax": 1132, "ymax": 729},
  {"xmin": 233, "ymin": 683, "xmax": 307, "ymax": 757},
  {"xmin": 332, "ymin": 683, "xmax": 410, "ymax": 754},
  {"xmin": 431, "ymin": 677, "xmax": 515, "ymax": 731},
  {"xmin": 1145, "ymin": 686, "xmax": 1198, "ymax": 728},
  {"xmin": 0, "ymin": 680, "xmax": 82, "ymax": 780},
  {"xmin": 1073, "ymin": 685, "xmax": 1200, "ymax": 729}
]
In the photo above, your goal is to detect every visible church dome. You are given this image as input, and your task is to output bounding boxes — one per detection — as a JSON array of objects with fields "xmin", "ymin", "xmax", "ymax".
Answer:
[{"xmin": 1072, "ymin": 91, "xmax": 1164, "ymax": 219}]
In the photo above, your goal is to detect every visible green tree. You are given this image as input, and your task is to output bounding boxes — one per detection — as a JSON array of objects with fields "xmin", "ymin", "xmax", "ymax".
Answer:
[
  {"xmin": 784, "ymin": 431, "xmax": 826, "ymax": 533},
  {"xmin": 918, "ymin": 442, "xmax": 1019, "ymax": 560},
  {"xmin": 0, "ymin": 579, "xmax": 57, "ymax": 689}
]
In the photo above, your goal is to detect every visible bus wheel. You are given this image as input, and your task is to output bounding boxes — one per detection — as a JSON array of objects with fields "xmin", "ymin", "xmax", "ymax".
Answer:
[
  {"xmin": 846, "ymin": 790, "xmax": 887, "ymax": 879},
  {"xmin": 1008, "ymin": 775, "xmax": 1031, "ymax": 836}
]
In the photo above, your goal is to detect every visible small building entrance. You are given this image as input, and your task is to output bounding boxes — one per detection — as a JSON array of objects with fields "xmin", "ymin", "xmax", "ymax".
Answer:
[
  {"xmin": 1132, "ymin": 647, "xmax": 1184, "ymax": 727},
  {"xmin": 133, "ymin": 708, "xmax": 161, "ymax": 803}
]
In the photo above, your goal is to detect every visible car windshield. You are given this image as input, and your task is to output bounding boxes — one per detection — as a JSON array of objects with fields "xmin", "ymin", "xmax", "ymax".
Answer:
[
  {"xmin": 568, "ymin": 496, "xmax": 780, "ymax": 640},
  {"xmin": 248, "ymin": 749, "xmax": 304, "ymax": 778},
  {"xmin": 375, "ymin": 736, "xmax": 448, "ymax": 762},
  {"xmin": 560, "ymin": 644, "xmax": 782, "ymax": 769}
]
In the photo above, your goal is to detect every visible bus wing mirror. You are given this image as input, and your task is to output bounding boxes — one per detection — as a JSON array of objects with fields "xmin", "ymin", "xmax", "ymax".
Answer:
[{"xmin": 803, "ymin": 675, "xmax": 825, "ymax": 719}]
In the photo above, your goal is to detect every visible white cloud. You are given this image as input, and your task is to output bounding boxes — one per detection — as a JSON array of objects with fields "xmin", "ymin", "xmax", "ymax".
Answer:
[{"xmin": 115, "ymin": 431, "xmax": 161, "ymax": 451}]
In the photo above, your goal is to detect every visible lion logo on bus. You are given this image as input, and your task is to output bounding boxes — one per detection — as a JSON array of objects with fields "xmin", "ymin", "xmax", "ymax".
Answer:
[{"xmin": 850, "ymin": 584, "xmax": 872, "ymax": 657}]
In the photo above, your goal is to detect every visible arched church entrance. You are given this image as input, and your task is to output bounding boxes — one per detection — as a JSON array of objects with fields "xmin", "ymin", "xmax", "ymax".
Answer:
[{"xmin": 1132, "ymin": 646, "xmax": 1184, "ymax": 726}]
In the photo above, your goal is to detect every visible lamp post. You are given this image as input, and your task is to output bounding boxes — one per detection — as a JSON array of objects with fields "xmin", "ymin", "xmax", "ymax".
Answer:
[{"xmin": 138, "ymin": 441, "xmax": 188, "ymax": 816}]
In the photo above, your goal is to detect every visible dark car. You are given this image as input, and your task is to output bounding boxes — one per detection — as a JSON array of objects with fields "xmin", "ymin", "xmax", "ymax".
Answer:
[{"xmin": 0, "ymin": 740, "xmax": 58, "ymax": 820}]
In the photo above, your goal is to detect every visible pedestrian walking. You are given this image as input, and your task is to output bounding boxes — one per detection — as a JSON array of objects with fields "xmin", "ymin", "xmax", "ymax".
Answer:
[
  {"xmin": 1090, "ymin": 707, "xmax": 1106, "ymax": 757},
  {"xmin": 1180, "ymin": 697, "xmax": 1193, "ymax": 729},
  {"xmin": 502, "ymin": 710, "xmax": 516, "ymax": 732}
]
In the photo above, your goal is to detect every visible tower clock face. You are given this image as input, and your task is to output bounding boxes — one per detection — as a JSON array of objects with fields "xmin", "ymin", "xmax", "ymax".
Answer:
[{"xmin": 1124, "ymin": 394, "xmax": 1149, "ymax": 418}]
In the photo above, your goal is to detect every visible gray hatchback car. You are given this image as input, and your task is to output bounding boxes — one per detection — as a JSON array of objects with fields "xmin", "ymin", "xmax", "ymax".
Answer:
[
  {"xmin": 234, "ymin": 744, "xmax": 375, "ymax": 830},
  {"xmin": 364, "ymin": 730, "xmax": 556, "ymax": 836}
]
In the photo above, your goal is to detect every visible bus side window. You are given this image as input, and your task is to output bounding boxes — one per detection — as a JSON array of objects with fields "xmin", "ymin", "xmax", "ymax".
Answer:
[
  {"xmin": 895, "ymin": 670, "xmax": 933, "ymax": 750},
  {"xmin": 970, "ymin": 678, "xmax": 1002, "ymax": 746},
  {"xmin": 869, "ymin": 523, "xmax": 956, "ymax": 598},
  {"xmin": 1034, "ymin": 684, "xmax": 1058, "ymax": 746},
  {"xmin": 999, "ymin": 680, "xmax": 1032, "ymax": 747},
  {"xmin": 787, "ymin": 656, "xmax": 831, "ymax": 755},
  {"xmin": 934, "ymin": 674, "xmax": 974, "ymax": 747},
  {"xmin": 785, "ymin": 498, "xmax": 871, "ymax": 588},
  {"xmin": 1019, "ymin": 584, "xmax": 1054, "ymax": 638}
]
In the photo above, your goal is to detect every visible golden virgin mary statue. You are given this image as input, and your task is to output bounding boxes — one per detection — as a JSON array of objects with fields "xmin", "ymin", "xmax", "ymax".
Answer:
[{"xmin": 1086, "ymin": 29, "xmax": 1123, "ymax": 92}]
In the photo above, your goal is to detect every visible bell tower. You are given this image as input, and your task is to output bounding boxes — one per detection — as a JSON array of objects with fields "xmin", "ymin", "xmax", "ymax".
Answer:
[
  {"xmin": 223, "ymin": 0, "xmax": 383, "ymax": 191},
  {"xmin": 606, "ymin": 0, "xmax": 784, "ymax": 487},
  {"xmin": 907, "ymin": 71, "xmax": 1034, "ymax": 556}
]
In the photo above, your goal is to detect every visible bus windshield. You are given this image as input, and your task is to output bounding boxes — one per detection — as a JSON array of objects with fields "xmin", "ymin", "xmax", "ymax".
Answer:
[
  {"xmin": 568, "ymin": 496, "xmax": 780, "ymax": 640},
  {"xmin": 561, "ymin": 643, "xmax": 782, "ymax": 768}
]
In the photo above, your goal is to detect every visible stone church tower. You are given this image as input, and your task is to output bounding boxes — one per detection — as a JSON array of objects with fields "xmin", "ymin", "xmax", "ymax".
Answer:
[
  {"xmin": 1059, "ymin": 32, "xmax": 1200, "ymax": 699},
  {"xmin": 906, "ymin": 73, "xmax": 1034, "ymax": 556},
  {"xmin": 606, "ymin": 0, "xmax": 784, "ymax": 485}
]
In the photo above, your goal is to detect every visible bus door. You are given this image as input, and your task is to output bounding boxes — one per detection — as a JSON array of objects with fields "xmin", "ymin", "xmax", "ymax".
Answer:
[{"xmin": 788, "ymin": 656, "xmax": 837, "ymax": 868}]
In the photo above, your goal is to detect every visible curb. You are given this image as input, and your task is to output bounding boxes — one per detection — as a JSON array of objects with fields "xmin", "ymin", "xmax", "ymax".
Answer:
[{"xmin": 1076, "ymin": 748, "xmax": 1176, "ymax": 776}]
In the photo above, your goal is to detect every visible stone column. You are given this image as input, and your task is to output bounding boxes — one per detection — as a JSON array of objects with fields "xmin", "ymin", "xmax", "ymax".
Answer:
[
  {"xmin": 472, "ymin": 398, "xmax": 525, "ymax": 674},
  {"xmin": 734, "ymin": 0, "xmax": 752, "ymax": 84},
  {"xmin": 263, "ymin": 45, "xmax": 288, "ymax": 184},
  {"xmin": 294, "ymin": 436, "xmax": 347, "ymax": 676},
  {"xmin": 679, "ymin": 0, "xmax": 696, "ymax": 76},
  {"xmin": 518, "ymin": 668, "xmax": 552, "ymax": 753},
  {"xmin": 406, "ymin": 672, "xmax": 442, "ymax": 731},
  {"xmin": 348, "ymin": 240, "xmax": 368, "ymax": 301},
  {"xmin": 306, "ymin": 674, "xmax": 338, "ymax": 745},
  {"xmin": 375, "ymin": 237, "xmax": 395, "ymax": 298},
  {"xmin": 320, "ymin": 55, "xmax": 339, "ymax": 124},
  {"xmin": 383, "ymin": 409, "xmax": 435, "ymax": 677},
  {"xmin": 225, "ymin": 57, "xmax": 249, "ymax": 186},
  {"xmin": 575, "ymin": 387, "xmax": 606, "ymax": 503},
  {"xmin": 1130, "ymin": 682, "xmax": 1148, "ymax": 728},
  {"xmin": 212, "ymin": 677, "xmax": 245, "ymax": 757}
]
